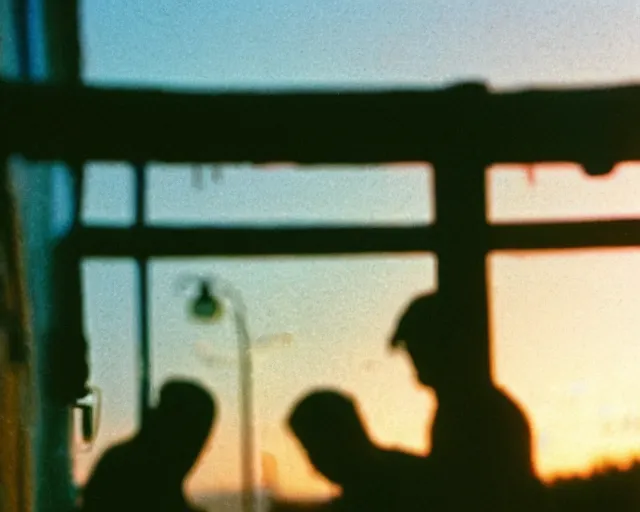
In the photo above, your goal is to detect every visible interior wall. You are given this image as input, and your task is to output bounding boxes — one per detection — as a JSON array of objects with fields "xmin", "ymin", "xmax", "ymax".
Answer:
[{"xmin": 2, "ymin": 1, "xmax": 83, "ymax": 512}]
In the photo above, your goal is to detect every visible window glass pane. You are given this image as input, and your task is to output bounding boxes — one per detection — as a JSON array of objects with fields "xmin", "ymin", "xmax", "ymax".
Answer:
[
  {"xmin": 147, "ymin": 164, "xmax": 432, "ymax": 226},
  {"xmin": 82, "ymin": 162, "xmax": 135, "ymax": 226},
  {"xmin": 487, "ymin": 162, "xmax": 640, "ymax": 224},
  {"xmin": 74, "ymin": 260, "xmax": 139, "ymax": 486},
  {"xmin": 81, "ymin": 0, "xmax": 640, "ymax": 90},
  {"xmin": 490, "ymin": 249, "xmax": 640, "ymax": 480},
  {"xmin": 149, "ymin": 255, "xmax": 435, "ymax": 509}
]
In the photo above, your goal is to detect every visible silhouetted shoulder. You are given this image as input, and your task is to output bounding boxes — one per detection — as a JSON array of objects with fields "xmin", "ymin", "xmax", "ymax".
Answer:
[
  {"xmin": 81, "ymin": 442, "xmax": 137, "ymax": 510},
  {"xmin": 84, "ymin": 441, "xmax": 132, "ymax": 484},
  {"xmin": 82, "ymin": 439, "xmax": 175, "ymax": 511},
  {"xmin": 477, "ymin": 385, "xmax": 534, "ymax": 468},
  {"xmin": 431, "ymin": 383, "xmax": 535, "ymax": 488},
  {"xmin": 490, "ymin": 386, "xmax": 532, "ymax": 431}
]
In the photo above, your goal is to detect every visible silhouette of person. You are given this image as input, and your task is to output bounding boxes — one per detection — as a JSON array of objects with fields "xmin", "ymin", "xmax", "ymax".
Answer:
[
  {"xmin": 390, "ymin": 292, "xmax": 553, "ymax": 510},
  {"xmin": 287, "ymin": 389, "xmax": 426, "ymax": 512},
  {"xmin": 80, "ymin": 379, "xmax": 216, "ymax": 512}
]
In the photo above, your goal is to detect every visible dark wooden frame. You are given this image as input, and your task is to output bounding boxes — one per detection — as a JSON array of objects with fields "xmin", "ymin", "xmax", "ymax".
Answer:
[{"xmin": 3, "ymin": 77, "xmax": 640, "ymax": 410}]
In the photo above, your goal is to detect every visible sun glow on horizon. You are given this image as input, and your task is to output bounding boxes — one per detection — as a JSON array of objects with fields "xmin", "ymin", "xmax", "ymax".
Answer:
[{"xmin": 74, "ymin": 162, "xmax": 640, "ymax": 501}]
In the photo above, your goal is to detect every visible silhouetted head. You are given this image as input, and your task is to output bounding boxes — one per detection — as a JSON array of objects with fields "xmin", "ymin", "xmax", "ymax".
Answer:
[
  {"xmin": 143, "ymin": 379, "xmax": 216, "ymax": 479},
  {"xmin": 287, "ymin": 389, "xmax": 374, "ymax": 486},
  {"xmin": 390, "ymin": 293, "xmax": 455, "ymax": 390}
]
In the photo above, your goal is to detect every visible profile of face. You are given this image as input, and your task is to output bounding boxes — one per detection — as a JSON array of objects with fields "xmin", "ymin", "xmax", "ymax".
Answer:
[
  {"xmin": 403, "ymin": 338, "xmax": 446, "ymax": 389},
  {"xmin": 146, "ymin": 381, "xmax": 216, "ymax": 479},
  {"xmin": 392, "ymin": 293, "xmax": 452, "ymax": 390},
  {"xmin": 288, "ymin": 390, "xmax": 372, "ymax": 486}
]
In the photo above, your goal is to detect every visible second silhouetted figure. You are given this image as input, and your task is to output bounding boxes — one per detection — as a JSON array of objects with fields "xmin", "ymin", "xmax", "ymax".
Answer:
[{"xmin": 288, "ymin": 389, "xmax": 425, "ymax": 512}]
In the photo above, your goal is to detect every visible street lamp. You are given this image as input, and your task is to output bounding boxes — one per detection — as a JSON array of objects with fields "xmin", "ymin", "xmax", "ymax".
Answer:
[
  {"xmin": 177, "ymin": 274, "xmax": 256, "ymax": 512},
  {"xmin": 189, "ymin": 280, "xmax": 225, "ymax": 321}
]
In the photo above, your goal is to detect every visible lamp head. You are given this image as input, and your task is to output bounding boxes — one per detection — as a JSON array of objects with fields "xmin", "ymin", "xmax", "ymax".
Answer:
[{"xmin": 189, "ymin": 281, "xmax": 224, "ymax": 322}]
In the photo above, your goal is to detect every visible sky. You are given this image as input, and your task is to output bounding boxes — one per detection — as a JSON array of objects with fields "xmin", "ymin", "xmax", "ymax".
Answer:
[{"xmin": 72, "ymin": 0, "xmax": 640, "ymax": 503}]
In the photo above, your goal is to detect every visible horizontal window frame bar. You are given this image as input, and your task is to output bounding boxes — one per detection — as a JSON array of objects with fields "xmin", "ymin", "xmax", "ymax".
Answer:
[
  {"xmin": 2, "ymin": 81, "xmax": 640, "ymax": 165},
  {"xmin": 70, "ymin": 225, "xmax": 435, "ymax": 257},
  {"xmin": 66, "ymin": 219, "xmax": 640, "ymax": 258},
  {"xmin": 491, "ymin": 219, "xmax": 640, "ymax": 252}
]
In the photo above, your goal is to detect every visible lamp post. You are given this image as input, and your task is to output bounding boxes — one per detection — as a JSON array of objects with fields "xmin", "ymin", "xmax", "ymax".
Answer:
[{"xmin": 178, "ymin": 275, "xmax": 256, "ymax": 512}]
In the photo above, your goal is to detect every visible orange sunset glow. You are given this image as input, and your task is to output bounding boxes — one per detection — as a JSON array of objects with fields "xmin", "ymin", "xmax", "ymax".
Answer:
[{"xmin": 74, "ymin": 162, "xmax": 640, "ymax": 504}]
